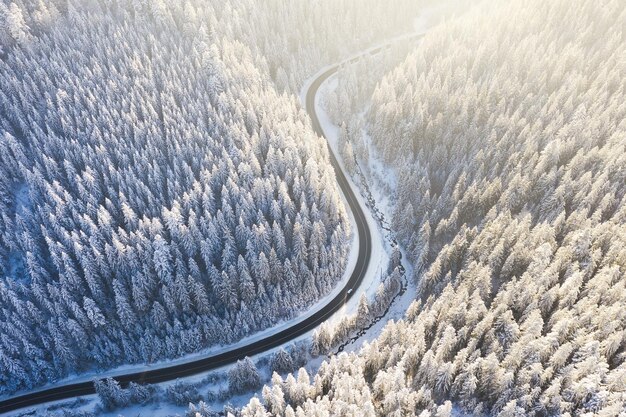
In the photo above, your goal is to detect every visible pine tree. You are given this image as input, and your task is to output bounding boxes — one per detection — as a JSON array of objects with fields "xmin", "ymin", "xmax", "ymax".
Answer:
[
  {"xmin": 270, "ymin": 348, "xmax": 294, "ymax": 375},
  {"xmin": 94, "ymin": 378, "xmax": 130, "ymax": 411},
  {"xmin": 356, "ymin": 293, "xmax": 370, "ymax": 329},
  {"xmin": 229, "ymin": 357, "xmax": 262, "ymax": 395}
]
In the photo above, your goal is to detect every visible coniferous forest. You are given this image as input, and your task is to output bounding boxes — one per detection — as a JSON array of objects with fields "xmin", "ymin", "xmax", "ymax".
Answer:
[
  {"xmin": 1, "ymin": 0, "xmax": 625, "ymax": 416},
  {"xmin": 0, "ymin": 0, "xmax": 420, "ymax": 395},
  {"xmin": 250, "ymin": 0, "xmax": 626, "ymax": 415}
]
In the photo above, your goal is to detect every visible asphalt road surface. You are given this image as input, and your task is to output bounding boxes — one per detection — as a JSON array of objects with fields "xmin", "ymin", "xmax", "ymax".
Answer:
[{"xmin": 0, "ymin": 55, "xmax": 371, "ymax": 416}]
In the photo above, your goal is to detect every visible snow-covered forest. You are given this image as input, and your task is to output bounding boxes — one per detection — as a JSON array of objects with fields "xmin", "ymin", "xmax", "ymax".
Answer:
[
  {"xmin": 0, "ymin": 0, "xmax": 421, "ymax": 396},
  {"xmin": 244, "ymin": 0, "xmax": 626, "ymax": 415},
  {"xmin": 2, "ymin": 0, "xmax": 625, "ymax": 415}
]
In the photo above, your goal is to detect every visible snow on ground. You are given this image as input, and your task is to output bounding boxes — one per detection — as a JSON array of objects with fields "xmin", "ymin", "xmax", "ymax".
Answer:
[
  {"xmin": 305, "ymin": 0, "xmax": 467, "ymax": 352},
  {"xmin": 9, "ymin": 394, "xmax": 208, "ymax": 417},
  {"xmin": 298, "ymin": 3, "xmax": 457, "ymax": 352},
  {"xmin": 4, "ymin": 183, "xmax": 360, "ymax": 416},
  {"xmin": 11, "ymin": 60, "xmax": 394, "ymax": 417},
  {"xmin": 8, "ymin": 54, "xmax": 375, "ymax": 417},
  {"xmin": 312, "ymin": 73, "xmax": 416, "ymax": 354},
  {"xmin": 7, "ymin": 7, "xmax": 461, "ymax": 415},
  {"xmin": 2, "ymin": 204, "xmax": 360, "ymax": 398},
  {"xmin": 25, "ymin": 22, "xmax": 429, "ymax": 404},
  {"xmin": 297, "ymin": 0, "xmax": 457, "ymax": 108},
  {"xmin": 312, "ymin": 78, "xmax": 390, "ymax": 311}
]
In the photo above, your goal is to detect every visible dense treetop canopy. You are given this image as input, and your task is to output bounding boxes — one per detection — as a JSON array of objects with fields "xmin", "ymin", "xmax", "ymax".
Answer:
[{"xmin": 248, "ymin": 0, "xmax": 626, "ymax": 415}]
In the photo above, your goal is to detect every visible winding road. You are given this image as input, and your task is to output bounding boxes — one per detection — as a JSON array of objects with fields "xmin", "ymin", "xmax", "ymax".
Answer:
[{"xmin": 0, "ymin": 48, "xmax": 375, "ymax": 416}]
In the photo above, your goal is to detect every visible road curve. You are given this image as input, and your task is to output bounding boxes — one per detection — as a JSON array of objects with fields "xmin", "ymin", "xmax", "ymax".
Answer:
[{"xmin": 0, "ymin": 56, "xmax": 371, "ymax": 416}]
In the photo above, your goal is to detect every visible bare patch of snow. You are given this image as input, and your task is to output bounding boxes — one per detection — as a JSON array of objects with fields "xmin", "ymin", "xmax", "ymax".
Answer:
[{"xmin": 312, "ymin": 72, "xmax": 417, "ymax": 354}]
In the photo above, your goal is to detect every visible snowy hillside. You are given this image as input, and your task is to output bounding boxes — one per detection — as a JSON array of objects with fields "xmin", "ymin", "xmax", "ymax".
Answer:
[
  {"xmin": 0, "ymin": 1, "xmax": 352, "ymax": 396},
  {"xmin": 243, "ymin": 0, "xmax": 626, "ymax": 415},
  {"xmin": 0, "ymin": 0, "xmax": 426, "ymax": 401},
  {"xmin": 1, "ymin": 0, "xmax": 624, "ymax": 415}
]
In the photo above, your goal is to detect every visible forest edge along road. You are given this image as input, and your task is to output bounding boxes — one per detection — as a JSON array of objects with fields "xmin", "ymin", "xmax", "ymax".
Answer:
[{"xmin": 0, "ymin": 36, "xmax": 422, "ymax": 414}]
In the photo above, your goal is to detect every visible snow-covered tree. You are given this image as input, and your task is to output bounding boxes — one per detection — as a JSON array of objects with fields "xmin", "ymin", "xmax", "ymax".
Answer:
[{"xmin": 228, "ymin": 357, "xmax": 262, "ymax": 395}]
